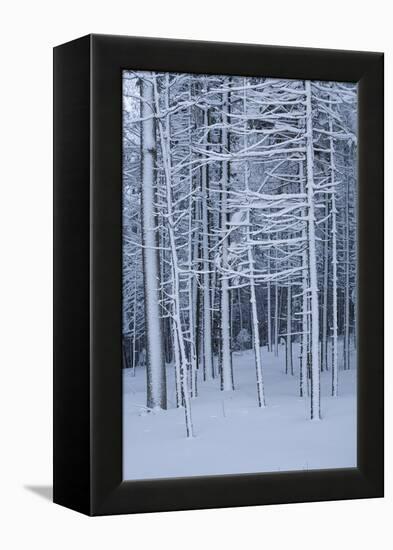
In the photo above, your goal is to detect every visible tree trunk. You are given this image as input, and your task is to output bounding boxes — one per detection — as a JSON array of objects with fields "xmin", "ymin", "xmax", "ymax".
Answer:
[
  {"xmin": 140, "ymin": 76, "xmax": 167, "ymax": 410},
  {"xmin": 299, "ymin": 160, "xmax": 309, "ymax": 397},
  {"xmin": 344, "ymin": 164, "xmax": 350, "ymax": 370},
  {"xmin": 305, "ymin": 80, "xmax": 321, "ymax": 420},
  {"xmin": 274, "ymin": 278, "xmax": 279, "ymax": 357},
  {"xmin": 153, "ymin": 75, "xmax": 193, "ymax": 436},
  {"xmin": 247, "ymin": 210, "xmax": 266, "ymax": 407},
  {"xmin": 201, "ymin": 104, "xmax": 214, "ymax": 380},
  {"xmin": 267, "ymin": 258, "xmax": 272, "ymax": 352},
  {"xmin": 187, "ymin": 82, "xmax": 198, "ymax": 398},
  {"xmin": 286, "ymin": 284, "xmax": 293, "ymax": 375},
  {"xmin": 132, "ymin": 267, "xmax": 137, "ymax": 376},
  {"xmin": 330, "ymin": 112, "xmax": 339, "ymax": 396},
  {"xmin": 220, "ymin": 88, "xmax": 234, "ymax": 391},
  {"xmin": 321, "ymin": 196, "xmax": 329, "ymax": 372}
]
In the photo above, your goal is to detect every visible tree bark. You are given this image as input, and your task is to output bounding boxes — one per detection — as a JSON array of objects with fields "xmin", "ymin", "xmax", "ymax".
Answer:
[
  {"xmin": 153, "ymin": 75, "xmax": 194, "ymax": 436},
  {"xmin": 330, "ymin": 112, "xmax": 339, "ymax": 396},
  {"xmin": 220, "ymin": 87, "xmax": 234, "ymax": 391},
  {"xmin": 305, "ymin": 80, "xmax": 321, "ymax": 420},
  {"xmin": 140, "ymin": 76, "xmax": 167, "ymax": 410},
  {"xmin": 201, "ymin": 104, "xmax": 214, "ymax": 380}
]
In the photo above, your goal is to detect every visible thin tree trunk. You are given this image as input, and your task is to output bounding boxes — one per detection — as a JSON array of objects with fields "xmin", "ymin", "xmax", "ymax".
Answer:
[
  {"xmin": 201, "ymin": 104, "xmax": 214, "ymax": 380},
  {"xmin": 220, "ymin": 87, "xmax": 234, "ymax": 391},
  {"xmin": 187, "ymin": 82, "xmax": 198, "ymax": 398},
  {"xmin": 274, "ymin": 279, "xmax": 279, "ymax": 357},
  {"xmin": 305, "ymin": 80, "xmax": 321, "ymax": 420},
  {"xmin": 153, "ymin": 75, "xmax": 193, "ymax": 436},
  {"xmin": 321, "ymin": 196, "xmax": 329, "ymax": 372},
  {"xmin": 286, "ymin": 284, "xmax": 293, "ymax": 375},
  {"xmin": 246, "ymin": 209, "xmax": 266, "ymax": 407},
  {"xmin": 242, "ymin": 79, "xmax": 265, "ymax": 405},
  {"xmin": 172, "ymin": 316, "xmax": 182, "ymax": 407},
  {"xmin": 132, "ymin": 266, "xmax": 137, "ymax": 376},
  {"xmin": 140, "ymin": 76, "xmax": 166, "ymax": 410},
  {"xmin": 344, "ymin": 165, "xmax": 350, "ymax": 370},
  {"xmin": 299, "ymin": 160, "xmax": 309, "ymax": 397},
  {"xmin": 267, "ymin": 253, "xmax": 272, "ymax": 352},
  {"xmin": 330, "ymin": 112, "xmax": 339, "ymax": 397},
  {"xmin": 238, "ymin": 288, "xmax": 243, "ymax": 333}
]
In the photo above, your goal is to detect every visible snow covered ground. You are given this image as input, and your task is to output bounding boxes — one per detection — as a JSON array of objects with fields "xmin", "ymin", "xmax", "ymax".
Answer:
[{"xmin": 123, "ymin": 343, "xmax": 356, "ymax": 480}]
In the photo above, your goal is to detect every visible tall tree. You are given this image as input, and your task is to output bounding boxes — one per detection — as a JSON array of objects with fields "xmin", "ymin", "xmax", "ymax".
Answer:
[
  {"xmin": 305, "ymin": 80, "xmax": 321, "ymax": 420},
  {"xmin": 220, "ymin": 85, "xmax": 234, "ymax": 391},
  {"xmin": 153, "ymin": 74, "xmax": 194, "ymax": 436},
  {"xmin": 140, "ymin": 75, "xmax": 167, "ymax": 409}
]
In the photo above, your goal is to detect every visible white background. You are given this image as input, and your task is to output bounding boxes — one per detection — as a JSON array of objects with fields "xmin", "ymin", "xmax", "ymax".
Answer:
[{"xmin": 0, "ymin": 1, "xmax": 390, "ymax": 548}]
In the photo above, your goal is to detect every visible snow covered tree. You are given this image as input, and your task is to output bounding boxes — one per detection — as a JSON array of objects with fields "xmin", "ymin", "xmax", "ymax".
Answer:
[
  {"xmin": 140, "ymin": 75, "xmax": 167, "ymax": 410},
  {"xmin": 122, "ymin": 70, "xmax": 357, "ymax": 435}
]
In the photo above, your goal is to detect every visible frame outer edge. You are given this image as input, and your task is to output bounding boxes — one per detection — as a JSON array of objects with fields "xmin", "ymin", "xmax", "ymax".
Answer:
[
  {"xmin": 84, "ymin": 35, "xmax": 384, "ymax": 515},
  {"xmin": 53, "ymin": 34, "xmax": 92, "ymax": 516}
]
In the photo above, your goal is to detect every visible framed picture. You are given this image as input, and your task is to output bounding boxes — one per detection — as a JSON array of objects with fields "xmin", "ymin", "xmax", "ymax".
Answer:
[{"xmin": 53, "ymin": 34, "xmax": 383, "ymax": 516}]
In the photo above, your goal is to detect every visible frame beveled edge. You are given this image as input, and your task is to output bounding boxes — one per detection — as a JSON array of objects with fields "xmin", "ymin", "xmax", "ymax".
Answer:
[{"xmin": 89, "ymin": 34, "xmax": 384, "ymax": 516}]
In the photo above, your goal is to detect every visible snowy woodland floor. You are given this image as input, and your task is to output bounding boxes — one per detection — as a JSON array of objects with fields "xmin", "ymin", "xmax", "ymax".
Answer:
[{"xmin": 123, "ymin": 342, "xmax": 356, "ymax": 480}]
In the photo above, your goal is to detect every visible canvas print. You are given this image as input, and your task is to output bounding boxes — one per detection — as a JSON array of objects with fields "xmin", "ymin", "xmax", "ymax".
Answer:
[{"xmin": 122, "ymin": 71, "xmax": 357, "ymax": 480}]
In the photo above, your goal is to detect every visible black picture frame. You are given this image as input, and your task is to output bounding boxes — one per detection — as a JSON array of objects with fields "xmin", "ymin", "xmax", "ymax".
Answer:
[{"xmin": 53, "ymin": 34, "xmax": 384, "ymax": 516}]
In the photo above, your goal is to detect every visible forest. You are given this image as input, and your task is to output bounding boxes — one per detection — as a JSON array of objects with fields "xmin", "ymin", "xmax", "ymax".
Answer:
[{"xmin": 122, "ymin": 71, "xmax": 357, "ymax": 475}]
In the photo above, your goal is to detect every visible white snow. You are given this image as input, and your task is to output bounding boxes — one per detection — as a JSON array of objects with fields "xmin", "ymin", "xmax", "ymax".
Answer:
[{"xmin": 123, "ymin": 342, "xmax": 356, "ymax": 480}]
